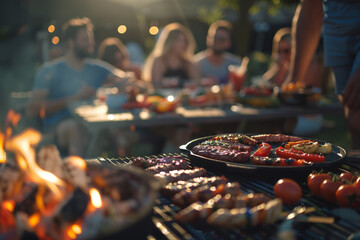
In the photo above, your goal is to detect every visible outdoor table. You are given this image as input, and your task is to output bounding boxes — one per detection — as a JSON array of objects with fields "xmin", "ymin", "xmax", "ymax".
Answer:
[
  {"xmin": 86, "ymin": 149, "xmax": 360, "ymax": 240},
  {"xmin": 69, "ymin": 99, "xmax": 343, "ymax": 158}
]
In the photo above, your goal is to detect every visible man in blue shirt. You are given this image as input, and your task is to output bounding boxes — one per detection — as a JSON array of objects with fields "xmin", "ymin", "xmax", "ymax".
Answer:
[
  {"xmin": 27, "ymin": 17, "xmax": 128, "ymax": 156},
  {"xmin": 284, "ymin": 0, "xmax": 360, "ymax": 148}
]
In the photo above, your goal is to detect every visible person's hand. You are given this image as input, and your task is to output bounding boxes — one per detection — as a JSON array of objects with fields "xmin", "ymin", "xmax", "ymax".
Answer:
[
  {"xmin": 343, "ymin": 68, "xmax": 360, "ymax": 109},
  {"xmin": 74, "ymin": 84, "xmax": 96, "ymax": 100}
]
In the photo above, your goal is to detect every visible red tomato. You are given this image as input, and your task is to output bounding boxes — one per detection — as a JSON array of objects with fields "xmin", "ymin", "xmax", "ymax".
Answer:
[
  {"xmin": 274, "ymin": 178, "xmax": 302, "ymax": 205},
  {"xmin": 339, "ymin": 172, "xmax": 356, "ymax": 183},
  {"xmin": 320, "ymin": 179, "xmax": 342, "ymax": 203},
  {"xmin": 307, "ymin": 173, "xmax": 332, "ymax": 197},
  {"xmin": 354, "ymin": 177, "xmax": 360, "ymax": 196},
  {"xmin": 335, "ymin": 184, "xmax": 360, "ymax": 208}
]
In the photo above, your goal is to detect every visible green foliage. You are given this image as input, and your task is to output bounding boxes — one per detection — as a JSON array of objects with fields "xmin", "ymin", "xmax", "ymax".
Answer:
[{"xmin": 198, "ymin": 7, "xmax": 224, "ymax": 26}]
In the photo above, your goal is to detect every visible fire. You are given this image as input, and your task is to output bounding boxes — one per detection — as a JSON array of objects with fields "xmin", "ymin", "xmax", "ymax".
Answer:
[
  {"xmin": 2, "ymin": 200, "xmax": 15, "ymax": 212},
  {"xmin": 28, "ymin": 213, "xmax": 41, "ymax": 227},
  {"xmin": 67, "ymin": 223, "xmax": 82, "ymax": 239},
  {"xmin": 67, "ymin": 156, "xmax": 87, "ymax": 171},
  {"xmin": 0, "ymin": 131, "xmax": 5, "ymax": 163},
  {"xmin": 90, "ymin": 188, "xmax": 102, "ymax": 208},
  {"xmin": 5, "ymin": 128, "xmax": 65, "ymax": 198}
]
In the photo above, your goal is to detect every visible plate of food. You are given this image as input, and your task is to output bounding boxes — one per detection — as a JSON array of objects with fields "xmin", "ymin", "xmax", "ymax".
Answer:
[{"xmin": 179, "ymin": 133, "xmax": 346, "ymax": 174}]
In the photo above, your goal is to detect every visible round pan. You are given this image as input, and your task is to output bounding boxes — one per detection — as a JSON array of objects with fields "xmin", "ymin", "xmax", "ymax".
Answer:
[{"xmin": 179, "ymin": 134, "xmax": 347, "ymax": 175}]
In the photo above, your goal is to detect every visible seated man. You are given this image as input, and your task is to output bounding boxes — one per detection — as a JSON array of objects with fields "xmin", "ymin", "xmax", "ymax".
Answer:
[
  {"xmin": 194, "ymin": 20, "xmax": 242, "ymax": 85},
  {"xmin": 26, "ymin": 17, "xmax": 128, "ymax": 157}
]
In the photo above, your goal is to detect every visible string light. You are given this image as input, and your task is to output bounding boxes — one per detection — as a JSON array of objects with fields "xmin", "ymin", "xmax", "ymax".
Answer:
[
  {"xmin": 48, "ymin": 25, "xmax": 55, "ymax": 33},
  {"xmin": 51, "ymin": 36, "xmax": 59, "ymax": 45},
  {"xmin": 149, "ymin": 26, "xmax": 159, "ymax": 35},
  {"xmin": 117, "ymin": 25, "xmax": 127, "ymax": 34}
]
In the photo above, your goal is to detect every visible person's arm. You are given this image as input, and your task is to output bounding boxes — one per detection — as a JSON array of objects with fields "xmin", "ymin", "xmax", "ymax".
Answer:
[
  {"xmin": 151, "ymin": 57, "xmax": 166, "ymax": 88},
  {"xmin": 284, "ymin": 0, "xmax": 323, "ymax": 86},
  {"xmin": 26, "ymin": 85, "xmax": 95, "ymax": 118},
  {"xmin": 343, "ymin": 67, "xmax": 360, "ymax": 109}
]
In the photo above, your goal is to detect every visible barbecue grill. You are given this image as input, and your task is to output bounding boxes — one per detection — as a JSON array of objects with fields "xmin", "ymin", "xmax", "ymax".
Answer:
[{"xmin": 96, "ymin": 153, "xmax": 360, "ymax": 240}]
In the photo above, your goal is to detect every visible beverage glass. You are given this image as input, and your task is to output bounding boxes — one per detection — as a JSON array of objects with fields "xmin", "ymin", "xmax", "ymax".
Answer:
[{"xmin": 228, "ymin": 65, "xmax": 246, "ymax": 92}]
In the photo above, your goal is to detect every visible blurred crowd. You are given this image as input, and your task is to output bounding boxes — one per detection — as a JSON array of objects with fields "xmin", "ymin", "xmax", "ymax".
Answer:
[{"xmin": 24, "ymin": 0, "xmax": 360, "ymax": 158}]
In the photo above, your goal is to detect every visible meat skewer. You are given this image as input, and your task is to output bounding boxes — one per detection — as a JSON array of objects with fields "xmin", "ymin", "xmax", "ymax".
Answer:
[
  {"xmin": 145, "ymin": 160, "xmax": 190, "ymax": 174},
  {"xmin": 161, "ymin": 176, "xmax": 228, "ymax": 197},
  {"xmin": 154, "ymin": 168, "xmax": 207, "ymax": 183},
  {"xmin": 175, "ymin": 192, "xmax": 272, "ymax": 223}
]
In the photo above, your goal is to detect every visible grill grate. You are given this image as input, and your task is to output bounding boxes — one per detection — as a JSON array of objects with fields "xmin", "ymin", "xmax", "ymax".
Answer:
[{"xmin": 97, "ymin": 154, "xmax": 360, "ymax": 240}]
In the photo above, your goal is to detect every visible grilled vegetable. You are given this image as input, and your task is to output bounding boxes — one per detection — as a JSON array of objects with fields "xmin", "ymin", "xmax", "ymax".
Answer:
[
  {"xmin": 292, "ymin": 141, "xmax": 319, "ymax": 154},
  {"xmin": 315, "ymin": 143, "xmax": 332, "ymax": 154}
]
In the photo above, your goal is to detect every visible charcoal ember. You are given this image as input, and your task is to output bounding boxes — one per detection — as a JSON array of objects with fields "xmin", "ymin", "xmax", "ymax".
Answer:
[
  {"xmin": 13, "ymin": 183, "xmax": 38, "ymax": 216},
  {"xmin": 37, "ymin": 145, "xmax": 63, "ymax": 179},
  {"xmin": 55, "ymin": 187, "xmax": 89, "ymax": 223},
  {"xmin": 0, "ymin": 161, "xmax": 24, "ymax": 202},
  {"xmin": 15, "ymin": 212, "xmax": 39, "ymax": 240},
  {"xmin": 77, "ymin": 209, "xmax": 104, "ymax": 240},
  {"xmin": 62, "ymin": 157, "xmax": 88, "ymax": 190}
]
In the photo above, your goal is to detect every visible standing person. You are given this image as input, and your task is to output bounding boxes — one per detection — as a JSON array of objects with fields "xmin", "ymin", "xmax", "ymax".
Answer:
[
  {"xmin": 98, "ymin": 37, "xmax": 142, "ymax": 80},
  {"xmin": 194, "ymin": 20, "xmax": 242, "ymax": 85},
  {"xmin": 283, "ymin": 0, "xmax": 360, "ymax": 148},
  {"xmin": 26, "ymin": 17, "xmax": 129, "ymax": 157},
  {"xmin": 143, "ymin": 23, "xmax": 200, "ymax": 89}
]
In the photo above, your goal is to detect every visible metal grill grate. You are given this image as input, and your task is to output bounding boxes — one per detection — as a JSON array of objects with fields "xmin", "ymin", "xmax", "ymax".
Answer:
[{"xmin": 97, "ymin": 154, "xmax": 360, "ymax": 240}]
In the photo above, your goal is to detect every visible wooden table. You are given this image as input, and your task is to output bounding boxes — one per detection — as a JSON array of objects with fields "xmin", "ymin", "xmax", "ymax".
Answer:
[{"xmin": 69, "ymin": 99, "xmax": 343, "ymax": 157}]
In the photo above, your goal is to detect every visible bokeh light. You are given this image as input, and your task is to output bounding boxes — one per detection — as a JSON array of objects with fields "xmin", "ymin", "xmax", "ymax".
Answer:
[
  {"xmin": 48, "ymin": 24, "xmax": 55, "ymax": 33},
  {"xmin": 117, "ymin": 25, "xmax": 127, "ymax": 34},
  {"xmin": 51, "ymin": 36, "xmax": 59, "ymax": 45},
  {"xmin": 149, "ymin": 26, "xmax": 159, "ymax": 35}
]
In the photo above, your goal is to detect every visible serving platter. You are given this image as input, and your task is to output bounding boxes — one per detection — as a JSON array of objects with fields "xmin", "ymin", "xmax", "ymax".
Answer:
[{"xmin": 179, "ymin": 134, "xmax": 346, "ymax": 175}]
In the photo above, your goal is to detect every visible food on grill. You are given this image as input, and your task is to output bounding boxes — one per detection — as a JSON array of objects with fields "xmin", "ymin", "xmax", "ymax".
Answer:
[
  {"xmin": 174, "ymin": 191, "xmax": 275, "ymax": 225},
  {"xmin": 251, "ymin": 134, "xmax": 303, "ymax": 143},
  {"xmin": 207, "ymin": 198, "xmax": 282, "ymax": 228},
  {"xmin": 154, "ymin": 168, "xmax": 207, "ymax": 182},
  {"xmin": 145, "ymin": 160, "xmax": 190, "ymax": 174},
  {"xmin": 276, "ymin": 147, "xmax": 325, "ymax": 163},
  {"xmin": 252, "ymin": 142, "xmax": 272, "ymax": 157},
  {"xmin": 274, "ymin": 179, "xmax": 302, "ymax": 205},
  {"xmin": 130, "ymin": 155, "xmax": 186, "ymax": 169},
  {"xmin": 161, "ymin": 176, "xmax": 228, "ymax": 197},
  {"xmin": 197, "ymin": 140, "xmax": 251, "ymax": 152},
  {"xmin": 315, "ymin": 143, "xmax": 333, "ymax": 154},
  {"xmin": 213, "ymin": 134, "xmax": 258, "ymax": 146},
  {"xmin": 172, "ymin": 182, "xmax": 241, "ymax": 207},
  {"xmin": 251, "ymin": 156, "xmax": 313, "ymax": 167},
  {"xmin": 292, "ymin": 141, "xmax": 319, "ymax": 154},
  {"xmin": 192, "ymin": 145, "xmax": 250, "ymax": 162}
]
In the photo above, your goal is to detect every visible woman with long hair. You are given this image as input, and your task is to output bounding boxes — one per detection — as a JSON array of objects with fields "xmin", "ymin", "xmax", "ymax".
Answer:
[{"xmin": 143, "ymin": 23, "xmax": 200, "ymax": 88}]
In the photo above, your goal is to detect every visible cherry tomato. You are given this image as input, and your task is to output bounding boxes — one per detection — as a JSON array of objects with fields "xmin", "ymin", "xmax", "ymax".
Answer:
[
  {"xmin": 274, "ymin": 178, "xmax": 302, "ymax": 205},
  {"xmin": 307, "ymin": 173, "xmax": 332, "ymax": 197},
  {"xmin": 320, "ymin": 179, "xmax": 342, "ymax": 203},
  {"xmin": 354, "ymin": 177, "xmax": 360, "ymax": 196},
  {"xmin": 339, "ymin": 172, "xmax": 356, "ymax": 183},
  {"xmin": 335, "ymin": 184, "xmax": 360, "ymax": 208}
]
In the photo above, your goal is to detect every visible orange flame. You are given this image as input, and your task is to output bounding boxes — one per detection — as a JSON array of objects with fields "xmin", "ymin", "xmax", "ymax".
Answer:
[
  {"xmin": 2, "ymin": 200, "xmax": 15, "ymax": 212},
  {"xmin": 28, "ymin": 213, "xmax": 41, "ymax": 228},
  {"xmin": 89, "ymin": 188, "xmax": 102, "ymax": 208},
  {"xmin": 67, "ymin": 156, "xmax": 87, "ymax": 171},
  {"xmin": 0, "ymin": 131, "xmax": 6, "ymax": 163},
  {"xmin": 5, "ymin": 128, "xmax": 65, "ymax": 198},
  {"xmin": 71, "ymin": 224, "xmax": 82, "ymax": 235}
]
